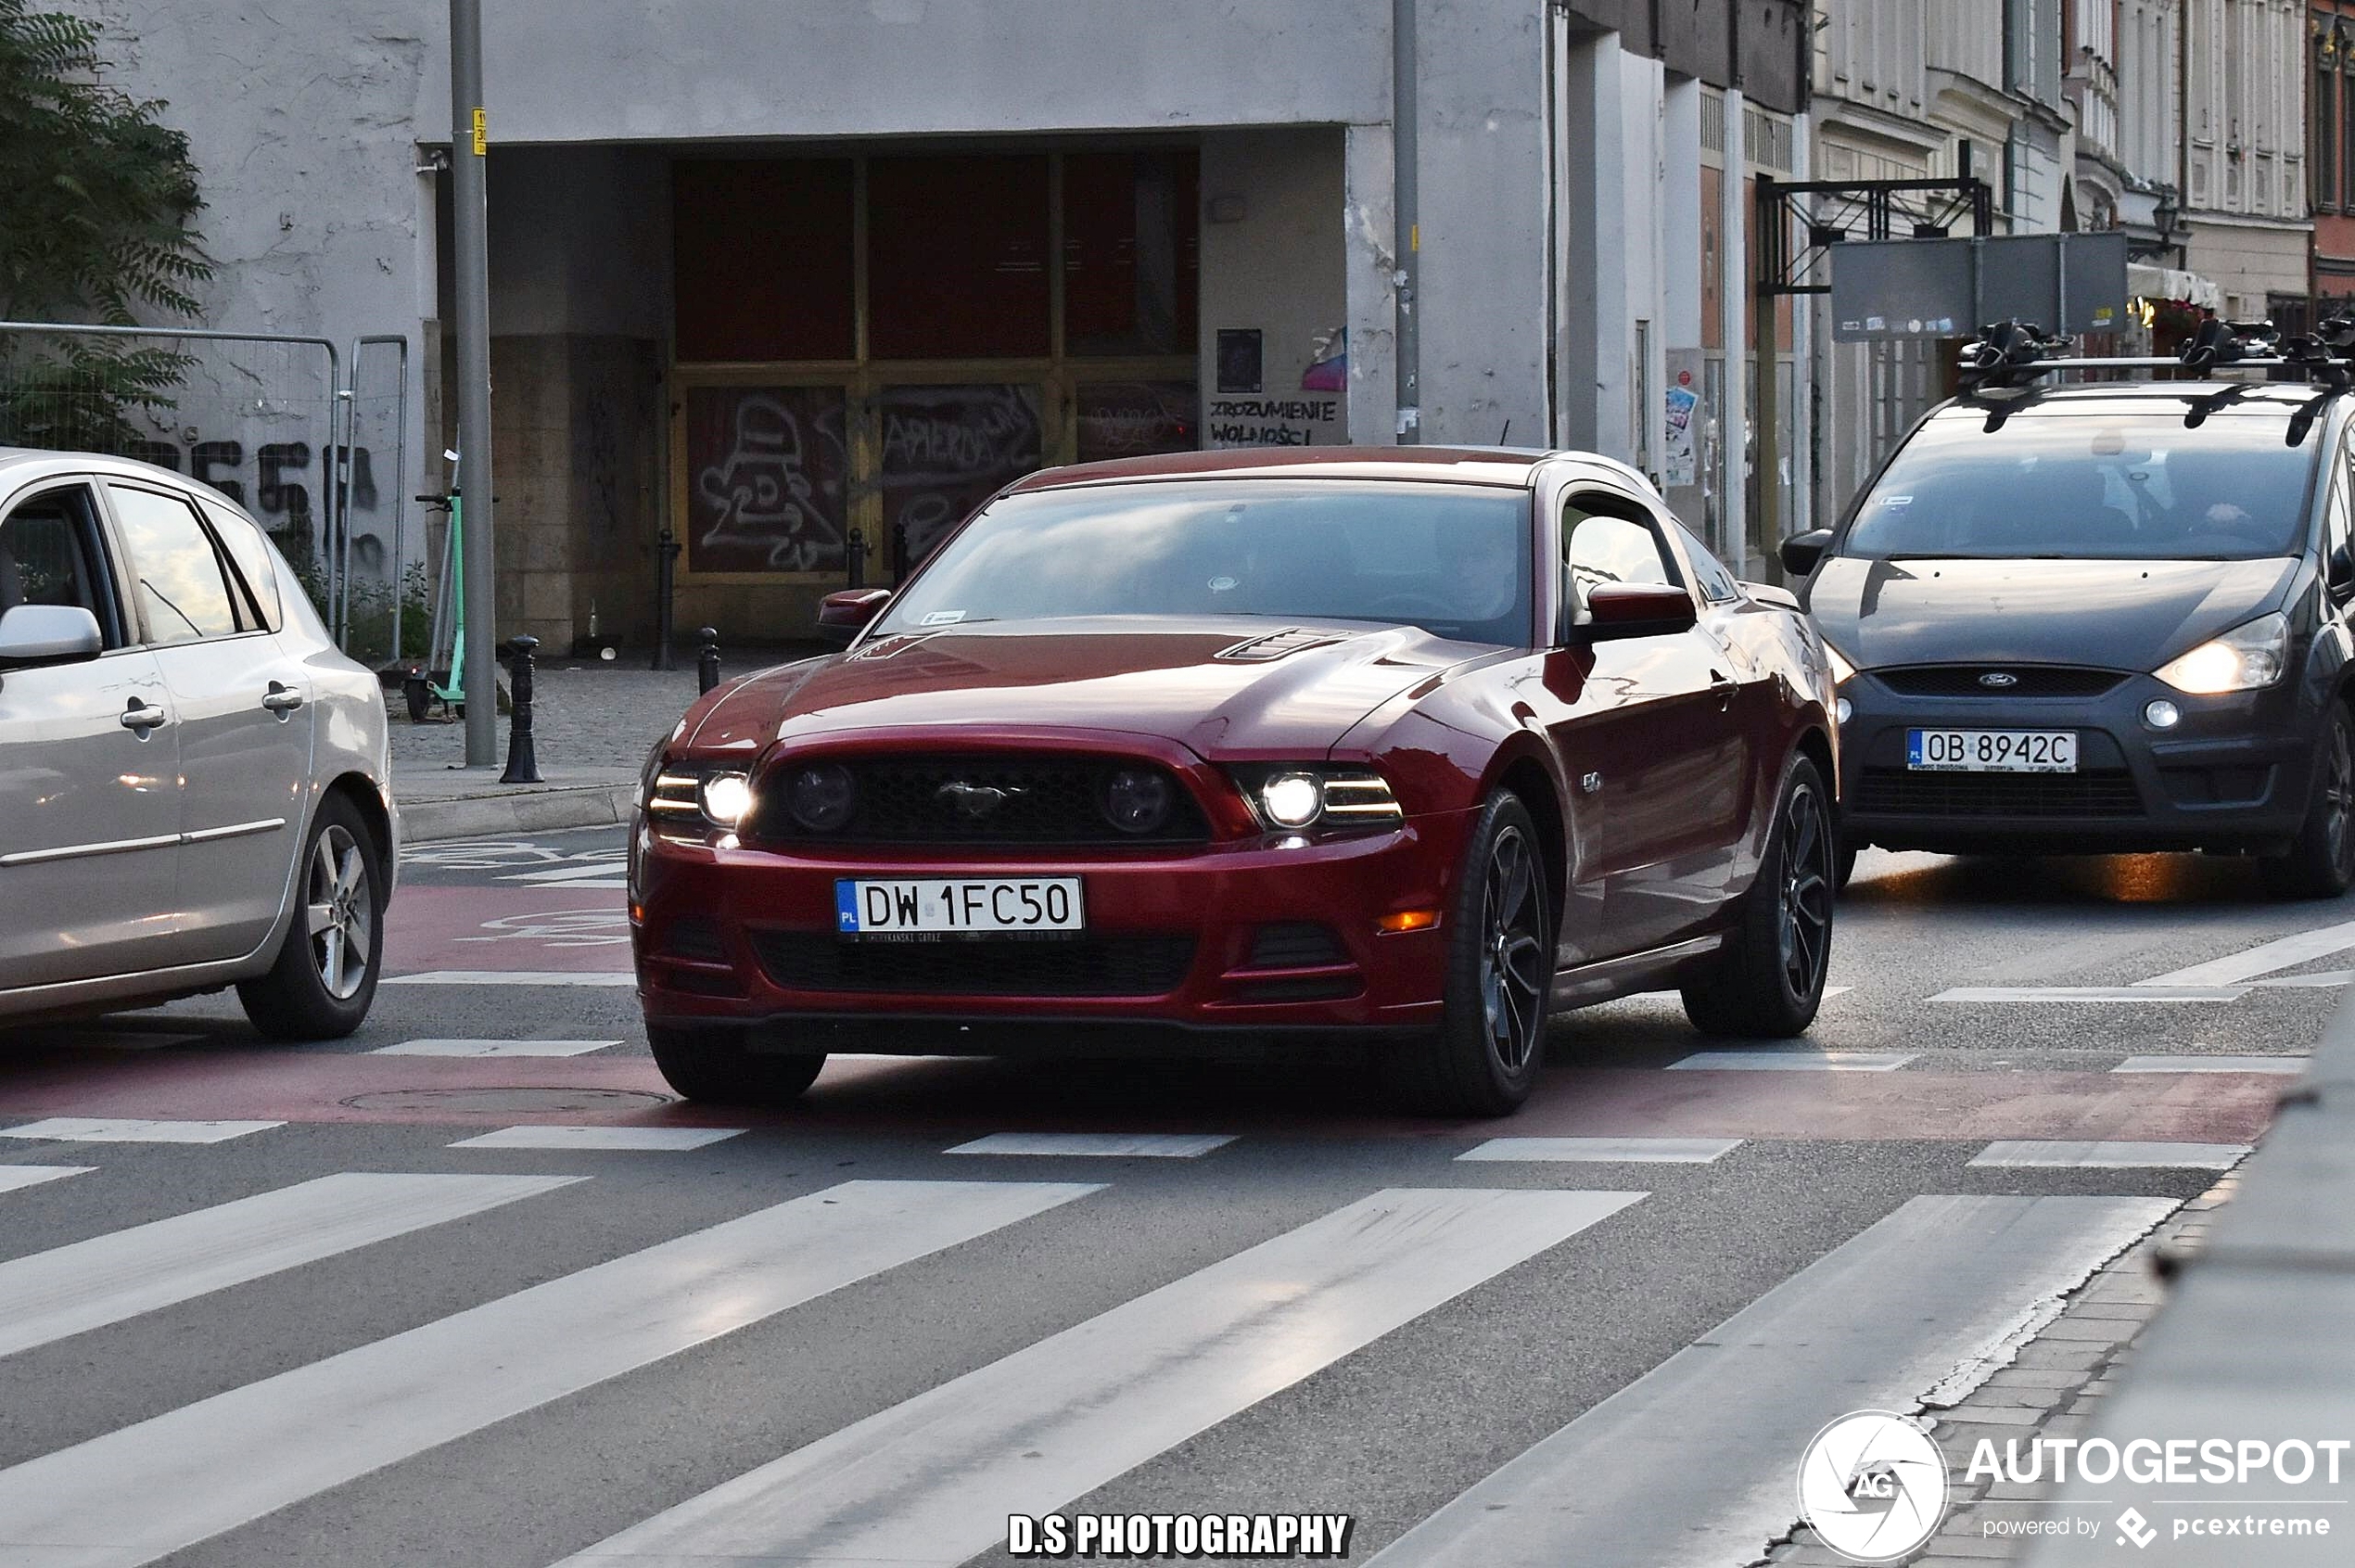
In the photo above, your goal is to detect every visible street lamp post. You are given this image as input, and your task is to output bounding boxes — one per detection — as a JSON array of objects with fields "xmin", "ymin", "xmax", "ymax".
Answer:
[{"xmin": 450, "ymin": 0, "xmax": 498, "ymax": 766}]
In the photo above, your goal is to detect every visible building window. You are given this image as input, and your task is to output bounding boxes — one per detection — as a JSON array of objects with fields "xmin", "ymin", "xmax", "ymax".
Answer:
[
  {"xmin": 2319, "ymin": 23, "xmax": 2338, "ymax": 210},
  {"xmin": 672, "ymin": 159, "xmax": 856, "ymax": 362}
]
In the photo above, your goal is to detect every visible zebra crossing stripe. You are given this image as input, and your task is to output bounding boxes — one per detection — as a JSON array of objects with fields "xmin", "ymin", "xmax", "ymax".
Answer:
[
  {"xmin": 0, "ymin": 1179, "xmax": 1096, "ymax": 1568},
  {"xmin": 1457, "ymin": 1137, "xmax": 1741, "ymax": 1164},
  {"xmin": 0, "ymin": 1172, "xmax": 579, "ymax": 1360},
  {"xmin": 555, "ymin": 1186, "xmax": 1645, "ymax": 1568},
  {"xmin": 1362, "ymin": 1194, "xmax": 2175, "ymax": 1566},
  {"xmin": 1968, "ymin": 1141, "xmax": 2249, "ymax": 1170},
  {"xmin": 0, "ymin": 1166, "xmax": 91, "ymax": 1195}
]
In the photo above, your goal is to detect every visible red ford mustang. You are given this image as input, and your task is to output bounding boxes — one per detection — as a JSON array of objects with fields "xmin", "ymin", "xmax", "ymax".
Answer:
[{"xmin": 630, "ymin": 447, "xmax": 1839, "ymax": 1115}]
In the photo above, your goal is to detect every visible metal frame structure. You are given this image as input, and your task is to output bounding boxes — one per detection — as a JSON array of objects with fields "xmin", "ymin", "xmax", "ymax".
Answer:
[
  {"xmin": 1750, "ymin": 175, "xmax": 1995, "ymax": 566},
  {"xmin": 0, "ymin": 319, "xmax": 409, "ymax": 658}
]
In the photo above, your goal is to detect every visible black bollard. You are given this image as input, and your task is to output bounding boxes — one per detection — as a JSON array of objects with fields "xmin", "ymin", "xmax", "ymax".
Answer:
[
  {"xmin": 697, "ymin": 627, "xmax": 721, "ymax": 695},
  {"xmin": 846, "ymin": 527, "xmax": 869, "ymax": 590},
  {"xmin": 500, "ymin": 635, "xmax": 543, "ymax": 784},
  {"xmin": 652, "ymin": 526, "xmax": 681, "ymax": 671}
]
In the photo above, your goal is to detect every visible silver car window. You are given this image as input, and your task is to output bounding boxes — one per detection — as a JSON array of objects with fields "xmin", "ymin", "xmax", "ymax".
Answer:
[
  {"xmin": 108, "ymin": 484, "xmax": 242, "ymax": 645},
  {"xmin": 0, "ymin": 486, "xmax": 117, "ymax": 644},
  {"xmin": 199, "ymin": 500, "xmax": 284, "ymax": 633}
]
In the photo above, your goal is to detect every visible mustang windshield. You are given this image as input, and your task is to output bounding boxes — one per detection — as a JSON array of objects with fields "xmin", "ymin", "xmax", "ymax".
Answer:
[
  {"xmin": 874, "ymin": 480, "xmax": 1534, "ymax": 645},
  {"xmin": 1847, "ymin": 411, "xmax": 2318, "ymax": 561}
]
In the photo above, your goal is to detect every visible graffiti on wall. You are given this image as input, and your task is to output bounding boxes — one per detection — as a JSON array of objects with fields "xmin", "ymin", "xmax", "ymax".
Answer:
[
  {"xmin": 880, "ymin": 383, "xmax": 1043, "ymax": 575},
  {"xmin": 685, "ymin": 386, "xmax": 851, "ymax": 574},
  {"xmin": 124, "ymin": 437, "xmax": 386, "ymax": 575}
]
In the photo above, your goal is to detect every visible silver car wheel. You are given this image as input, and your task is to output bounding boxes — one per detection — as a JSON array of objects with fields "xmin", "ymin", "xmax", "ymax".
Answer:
[{"xmin": 305, "ymin": 823, "xmax": 374, "ymax": 1001}]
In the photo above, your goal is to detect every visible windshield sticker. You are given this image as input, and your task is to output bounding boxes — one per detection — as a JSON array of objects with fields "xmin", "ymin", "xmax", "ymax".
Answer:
[
  {"xmin": 1878, "ymin": 495, "xmax": 1914, "ymax": 507},
  {"xmin": 1208, "ymin": 576, "xmax": 1239, "ymax": 593},
  {"xmin": 919, "ymin": 610, "xmax": 967, "ymax": 627}
]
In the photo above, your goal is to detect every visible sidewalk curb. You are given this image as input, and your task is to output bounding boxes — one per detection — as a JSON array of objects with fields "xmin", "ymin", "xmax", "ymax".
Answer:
[{"xmin": 396, "ymin": 784, "xmax": 639, "ymax": 844}]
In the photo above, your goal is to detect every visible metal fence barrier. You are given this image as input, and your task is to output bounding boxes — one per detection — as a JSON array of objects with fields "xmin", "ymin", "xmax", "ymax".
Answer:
[{"xmin": 0, "ymin": 321, "xmax": 410, "ymax": 666}]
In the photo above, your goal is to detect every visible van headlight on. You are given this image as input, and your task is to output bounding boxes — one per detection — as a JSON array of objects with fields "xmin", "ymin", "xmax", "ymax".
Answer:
[{"xmin": 2154, "ymin": 612, "xmax": 2289, "ymax": 695}]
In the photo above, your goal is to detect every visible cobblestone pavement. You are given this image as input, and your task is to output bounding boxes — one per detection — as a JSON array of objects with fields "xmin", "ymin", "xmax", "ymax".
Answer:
[
  {"xmin": 386, "ymin": 647, "xmax": 819, "ymax": 771},
  {"xmin": 1762, "ymin": 1175, "xmax": 2238, "ymax": 1566}
]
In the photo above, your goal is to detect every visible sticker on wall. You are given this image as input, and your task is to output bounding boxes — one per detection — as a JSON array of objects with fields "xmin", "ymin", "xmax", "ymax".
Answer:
[{"xmin": 1300, "ymin": 326, "xmax": 1347, "ymax": 393}]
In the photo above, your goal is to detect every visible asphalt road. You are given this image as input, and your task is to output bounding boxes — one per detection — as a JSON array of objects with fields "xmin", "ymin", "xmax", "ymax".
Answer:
[{"xmin": 0, "ymin": 828, "xmax": 2339, "ymax": 1567}]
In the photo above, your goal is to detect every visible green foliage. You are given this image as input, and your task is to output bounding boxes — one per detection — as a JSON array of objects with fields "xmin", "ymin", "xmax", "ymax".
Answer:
[
  {"xmin": 0, "ymin": 0, "xmax": 210, "ymax": 450},
  {"xmin": 283, "ymin": 551, "xmax": 433, "ymax": 666}
]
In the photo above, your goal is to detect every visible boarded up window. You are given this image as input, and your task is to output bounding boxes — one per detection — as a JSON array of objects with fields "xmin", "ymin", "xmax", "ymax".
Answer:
[
  {"xmin": 1063, "ymin": 150, "xmax": 1200, "ymax": 356},
  {"xmin": 880, "ymin": 383, "xmax": 1044, "ymax": 574},
  {"xmin": 683, "ymin": 385, "xmax": 850, "ymax": 573},
  {"xmin": 1076, "ymin": 382, "xmax": 1197, "ymax": 464},
  {"xmin": 673, "ymin": 160, "xmax": 856, "ymax": 362},
  {"xmin": 868, "ymin": 156, "xmax": 1051, "ymax": 359}
]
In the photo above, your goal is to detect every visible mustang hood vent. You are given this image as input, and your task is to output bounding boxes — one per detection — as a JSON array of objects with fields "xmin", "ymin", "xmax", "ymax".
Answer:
[{"xmin": 1216, "ymin": 628, "xmax": 1348, "ymax": 662}]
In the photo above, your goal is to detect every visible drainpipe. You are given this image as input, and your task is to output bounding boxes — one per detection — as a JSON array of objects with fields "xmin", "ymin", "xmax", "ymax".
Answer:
[{"xmin": 1394, "ymin": 0, "xmax": 1420, "ymax": 442}]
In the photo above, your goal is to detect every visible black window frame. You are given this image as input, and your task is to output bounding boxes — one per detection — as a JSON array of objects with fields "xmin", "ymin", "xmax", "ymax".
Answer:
[{"xmin": 0, "ymin": 480, "xmax": 131, "ymax": 649}]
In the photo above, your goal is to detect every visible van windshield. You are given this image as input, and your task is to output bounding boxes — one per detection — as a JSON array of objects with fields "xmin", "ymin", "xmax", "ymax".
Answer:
[{"xmin": 1845, "ymin": 412, "xmax": 2318, "ymax": 561}]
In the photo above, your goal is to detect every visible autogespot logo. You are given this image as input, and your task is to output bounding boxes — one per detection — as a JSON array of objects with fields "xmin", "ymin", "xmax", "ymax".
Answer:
[{"xmin": 1798, "ymin": 1410, "xmax": 1952, "ymax": 1563}]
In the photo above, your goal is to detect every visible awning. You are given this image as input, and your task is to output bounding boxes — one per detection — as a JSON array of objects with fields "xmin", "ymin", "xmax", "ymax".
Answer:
[{"xmin": 2127, "ymin": 262, "xmax": 2222, "ymax": 312}]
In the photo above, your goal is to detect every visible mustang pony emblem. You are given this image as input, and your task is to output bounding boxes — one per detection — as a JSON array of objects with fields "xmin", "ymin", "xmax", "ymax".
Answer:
[{"xmin": 936, "ymin": 781, "xmax": 1026, "ymax": 818}]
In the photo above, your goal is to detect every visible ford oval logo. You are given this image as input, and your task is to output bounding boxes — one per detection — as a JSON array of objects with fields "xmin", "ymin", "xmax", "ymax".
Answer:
[{"xmin": 1978, "ymin": 671, "xmax": 2019, "ymax": 689}]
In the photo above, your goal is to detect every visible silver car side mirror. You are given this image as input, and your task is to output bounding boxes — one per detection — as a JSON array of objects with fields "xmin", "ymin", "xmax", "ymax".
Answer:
[{"xmin": 0, "ymin": 604, "xmax": 104, "ymax": 669}]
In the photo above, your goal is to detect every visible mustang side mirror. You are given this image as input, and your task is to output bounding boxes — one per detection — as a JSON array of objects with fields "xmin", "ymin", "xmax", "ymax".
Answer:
[
  {"xmin": 0, "ymin": 604, "xmax": 103, "ymax": 670},
  {"xmin": 1569, "ymin": 582, "xmax": 1699, "ymax": 644},
  {"xmin": 1778, "ymin": 529, "xmax": 1835, "ymax": 580},
  {"xmin": 816, "ymin": 588, "xmax": 891, "ymax": 648}
]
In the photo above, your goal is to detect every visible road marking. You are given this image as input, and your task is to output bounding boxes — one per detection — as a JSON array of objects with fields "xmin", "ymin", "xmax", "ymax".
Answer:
[
  {"xmin": 1968, "ymin": 1140, "xmax": 2249, "ymax": 1169},
  {"xmin": 0, "ymin": 1166, "xmax": 92, "ymax": 1194},
  {"xmin": 382, "ymin": 970, "xmax": 634, "ymax": 987},
  {"xmin": 0, "ymin": 1117, "xmax": 283, "ymax": 1145},
  {"xmin": 2250, "ymin": 970, "xmax": 2354, "ymax": 988},
  {"xmin": 1822, "ymin": 985, "xmax": 1853, "ymax": 999},
  {"xmin": 2138, "ymin": 916, "xmax": 2355, "ymax": 988},
  {"xmin": 1665, "ymin": 1051, "xmax": 1916, "ymax": 1071},
  {"xmin": 1933, "ymin": 986, "xmax": 2247, "ymax": 1002},
  {"xmin": 371, "ymin": 1039, "xmax": 621, "ymax": 1058},
  {"xmin": 944, "ymin": 1133, "xmax": 1236, "ymax": 1158},
  {"xmin": 1364, "ymin": 1193, "xmax": 2174, "ymax": 1567},
  {"xmin": 2112, "ymin": 1054, "xmax": 2310, "ymax": 1075},
  {"xmin": 0, "ymin": 1172, "xmax": 576, "ymax": 1360},
  {"xmin": 496, "ymin": 862, "xmax": 628, "ymax": 886},
  {"xmin": 554, "ymin": 1187, "xmax": 1644, "ymax": 1568},
  {"xmin": 447, "ymin": 1126, "xmax": 744, "ymax": 1152},
  {"xmin": 1457, "ymin": 1137, "xmax": 1742, "ymax": 1164},
  {"xmin": 0, "ymin": 1179, "xmax": 1094, "ymax": 1568}
]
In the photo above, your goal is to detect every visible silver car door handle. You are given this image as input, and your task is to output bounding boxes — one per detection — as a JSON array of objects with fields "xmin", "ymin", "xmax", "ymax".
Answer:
[
  {"xmin": 261, "ymin": 683, "xmax": 305, "ymax": 713},
  {"xmin": 120, "ymin": 701, "xmax": 169, "ymax": 731}
]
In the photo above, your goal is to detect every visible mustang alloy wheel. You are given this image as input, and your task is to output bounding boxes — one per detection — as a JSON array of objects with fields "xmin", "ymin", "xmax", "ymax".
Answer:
[
  {"xmin": 1681, "ymin": 752, "xmax": 1835, "ymax": 1039},
  {"xmin": 239, "ymin": 796, "xmax": 386, "ymax": 1041},
  {"xmin": 1382, "ymin": 790, "xmax": 1556, "ymax": 1117}
]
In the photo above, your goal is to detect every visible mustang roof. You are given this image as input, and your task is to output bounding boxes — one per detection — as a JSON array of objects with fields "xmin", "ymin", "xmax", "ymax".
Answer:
[{"xmin": 1009, "ymin": 445, "xmax": 1557, "ymax": 492}]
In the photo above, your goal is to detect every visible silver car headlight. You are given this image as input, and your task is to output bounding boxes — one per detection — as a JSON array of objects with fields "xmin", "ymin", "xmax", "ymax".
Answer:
[{"xmin": 2154, "ymin": 612, "xmax": 2289, "ymax": 695}]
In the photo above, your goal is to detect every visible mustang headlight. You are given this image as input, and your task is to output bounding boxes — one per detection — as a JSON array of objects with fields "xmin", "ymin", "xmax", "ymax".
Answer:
[
  {"xmin": 644, "ymin": 762, "xmax": 751, "ymax": 835},
  {"xmin": 1232, "ymin": 766, "xmax": 1404, "ymax": 834},
  {"xmin": 2155, "ymin": 612, "xmax": 2289, "ymax": 695}
]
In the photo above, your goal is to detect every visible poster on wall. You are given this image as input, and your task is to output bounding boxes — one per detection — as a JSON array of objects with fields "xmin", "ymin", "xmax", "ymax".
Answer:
[
  {"xmin": 683, "ymin": 385, "xmax": 851, "ymax": 574},
  {"xmin": 880, "ymin": 383, "xmax": 1045, "ymax": 576},
  {"xmin": 1662, "ymin": 365, "xmax": 1699, "ymax": 489},
  {"xmin": 1204, "ymin": 324, "xmax": 1345, "ymax": 449},
  {"xmin": 1076, "ymin": 382, "xmax": 1197, "ymax": 463}
]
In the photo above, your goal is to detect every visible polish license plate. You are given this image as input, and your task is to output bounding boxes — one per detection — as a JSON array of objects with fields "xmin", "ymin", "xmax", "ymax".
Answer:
[
  {"xmin": 1906, "ymin": 729, "xmax": 2079, "ymax": 773},
  {"xmin": 835, "ymin": 877, "xmax": 1085, "ymax": 939}
]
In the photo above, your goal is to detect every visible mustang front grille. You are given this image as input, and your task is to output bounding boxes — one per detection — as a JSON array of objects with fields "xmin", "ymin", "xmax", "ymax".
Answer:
[
  {"xmin": 751, "ymin": 755, "xmax": 1212, "ymax": 846},
  {"xmin": 1857, "ymin": 766, "xmax": 2144, "ymax": 819},
  {"xmin": 751, "ymin": 931, "xmax": 1198, "ymax": 997}
]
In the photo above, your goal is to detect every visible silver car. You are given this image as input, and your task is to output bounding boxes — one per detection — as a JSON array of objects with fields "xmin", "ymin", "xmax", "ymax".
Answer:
[{"xmin": 0, "ymin": 450, "xmax": 396, "ymax": 1037}]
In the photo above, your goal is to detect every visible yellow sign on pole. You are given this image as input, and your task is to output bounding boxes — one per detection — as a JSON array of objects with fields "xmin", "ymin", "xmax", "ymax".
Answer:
[{"xmin": 469, "ymin": 108, "xmax": 487, "ymax": 157}]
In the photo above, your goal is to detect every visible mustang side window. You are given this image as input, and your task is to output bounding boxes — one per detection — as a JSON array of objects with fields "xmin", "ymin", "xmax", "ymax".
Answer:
[{"xmin": 1564, "ymin": 496, "xmax": 1677, "ymax": 596}]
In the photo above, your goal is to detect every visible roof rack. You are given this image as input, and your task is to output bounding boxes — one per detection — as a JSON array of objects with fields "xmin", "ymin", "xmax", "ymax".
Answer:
[{"xmin": 1956, "ymin": 317, "xmax": 2355, "ymax": 395}]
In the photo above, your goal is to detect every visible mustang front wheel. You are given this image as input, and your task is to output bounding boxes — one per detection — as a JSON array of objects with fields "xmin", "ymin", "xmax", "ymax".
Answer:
[
  {"xmin": 648, "ymin": 1025, "xmax": 827, "ymax": 1105},
  {"xmin": 1681, "ymin": 753, "xmax": 1835, "ymax": 1038},
  {"xmin": 1382, "ymin": 791, "xmax": 1555, "ymax": 1116}
]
